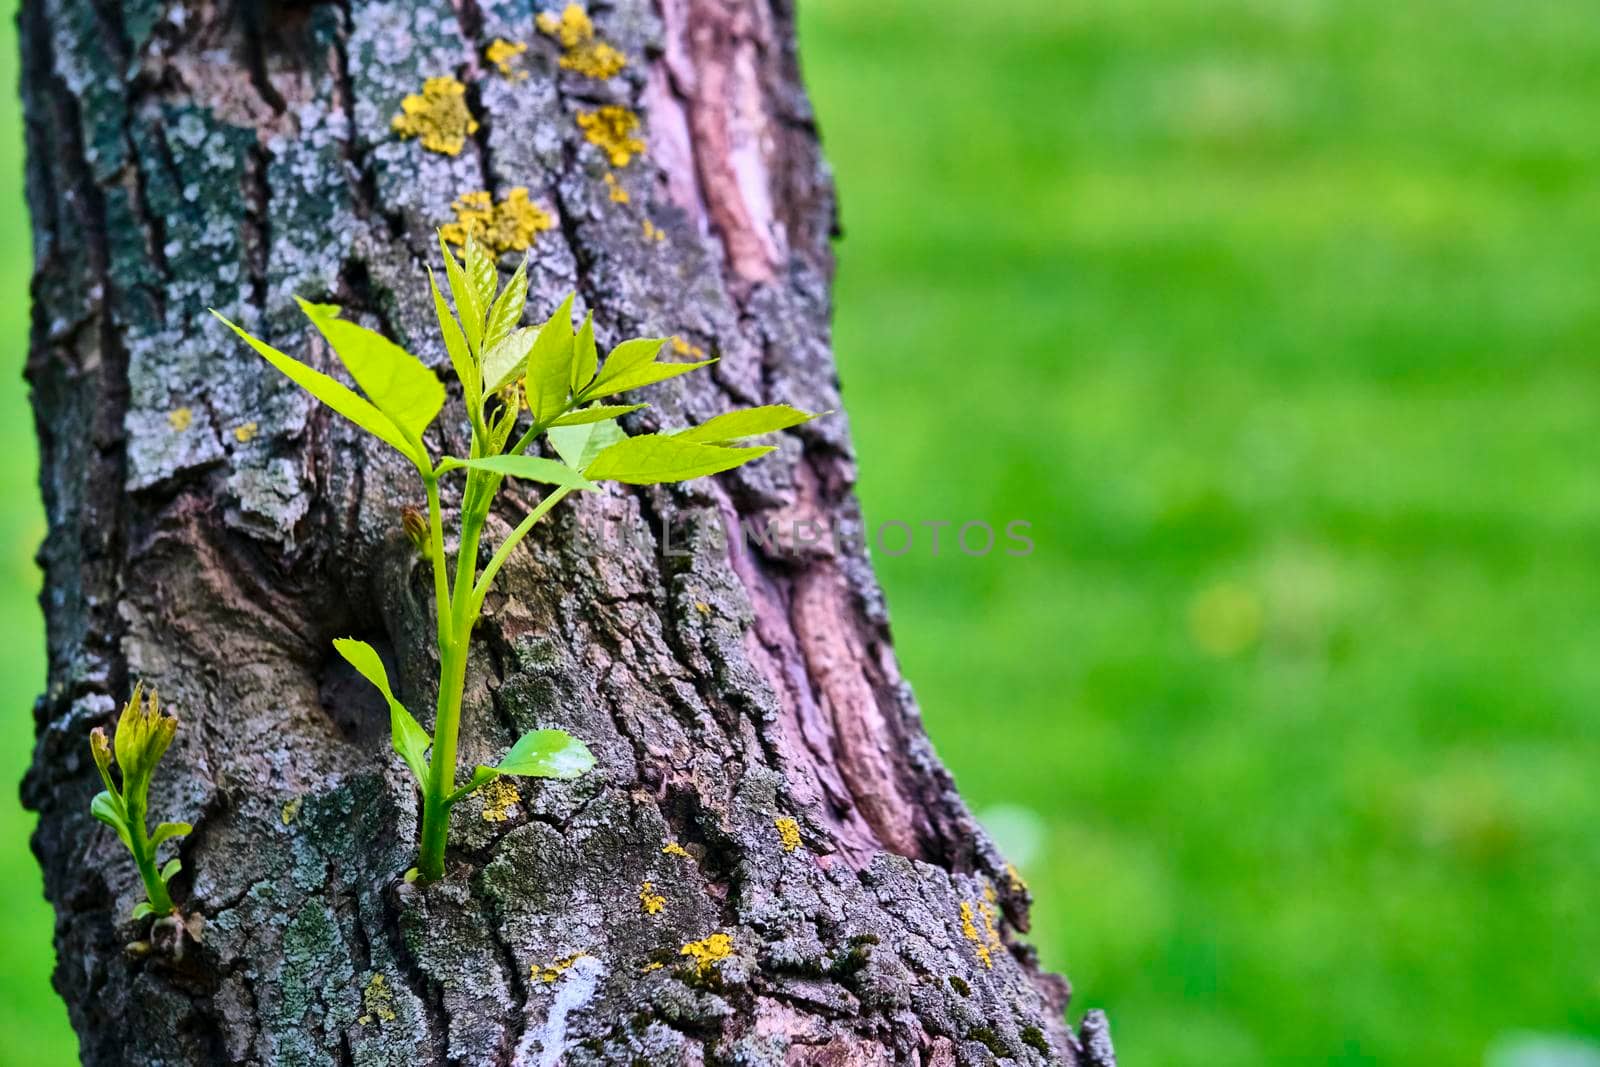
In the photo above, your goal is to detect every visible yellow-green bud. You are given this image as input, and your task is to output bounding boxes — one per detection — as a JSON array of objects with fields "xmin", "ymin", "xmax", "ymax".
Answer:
[{"xmin": 112, "ymin": 683, "xmax": 178, "ymax": 792}]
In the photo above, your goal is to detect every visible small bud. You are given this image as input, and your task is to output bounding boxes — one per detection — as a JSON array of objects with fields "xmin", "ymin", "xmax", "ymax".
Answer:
[
  {"xmin": 112, "ymin": 682, "xmax": 179, "ymax": 793},
  {"xmin": 402, "ymin": 508, "xmax": 429, "ymax": 552},
  {"xmin": 89, "ymin": 727, "xmax": 116, "ymax": 794}
]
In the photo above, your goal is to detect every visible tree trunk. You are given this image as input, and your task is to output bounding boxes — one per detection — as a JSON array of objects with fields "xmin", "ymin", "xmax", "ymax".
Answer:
[{"xmin": 20, "ymin": 0, "xmax": 1114, "ymax": 1063}]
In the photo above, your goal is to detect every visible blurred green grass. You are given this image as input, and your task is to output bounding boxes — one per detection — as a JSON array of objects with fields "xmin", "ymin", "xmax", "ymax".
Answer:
[
  {"xmin": 800, "ymin": 0, "xmax": 1600, "ymax": 1064},
  {"xmin": 5, "ymin": 0, "xmax": 1600, "ymax": 1062}
]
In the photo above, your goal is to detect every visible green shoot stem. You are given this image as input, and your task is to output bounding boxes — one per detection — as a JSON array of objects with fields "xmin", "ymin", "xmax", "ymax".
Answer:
[
  {"xmin": 414, "ymin": 408, "xmax": 574, "ymax": 882},
  {"xmin": 125, "ymin": 791, "xmax": 174, "ymax": 915}
]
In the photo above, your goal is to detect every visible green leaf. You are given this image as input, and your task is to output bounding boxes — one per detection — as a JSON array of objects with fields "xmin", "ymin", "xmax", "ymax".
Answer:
[
  {"xmin": 485, "ymin": 256, "xmax": 528, "ymax": 350},
  {"xmin": 212, "ymin": 311, "xmax": 423, "ymax": 467},
  {"xmin": 463, "ymin": 234, "xmax": 498, "ymax": 309},
  {"xmin": 439, "ymin": 233, "xmax": 484, "ymax": 353},
  {"xmin": 585, "ymin": 434, "xmax": 774, "ymax": 484},
  {"xmin": 429, "ymin": 268, "xmax": 479, "ymax": 414},
  {"xmin": 332, "ymin": 638, "xmax": 432, "ymax": 785},
  {"xmin": 550, "ymin": 403, "xmax": 646, "ymax": 427},
  {"xmin": 572, "ymin": 311, "xmax": 598, "ymax": 393},
  {"xmin": 492, "ymin": 728, "xmax": 595, "ymax": 779},
  {"xmin": 674, "ymin": 404, "xmax": 819, "ymax": 445},
  {"xmin": 150, "ymin": 821, "xmax": 192, "ymax": 848},
  {"xmin": 526, "ymin": 295, "xmax": 576, "ymax": 423},
  {"xmin": 160, "ymin": 858, "xmax": 182, "ymax": 884},
  {"xmin": 296, "ymin": 298, "xmax": 445, "ymax": 441},
  {"xmin": 587, "ymin": 336, "xmax": 665, "ymax": 393},
  {"xmin": 584, "ymin": 358, "xmax": 716, "ymax": 400},
  {"xmin": 91, "ymin": 790, "xmax": 131, "ymax": 849},
  {"xmin": 481, "ymin": 326, "xmax": 537, "ymax": 395},
  {"xmin": 436, "ymin": 454, "xmax": 597, "ymax": 490},
  {"xmin": 132, "ymin": 901, "xmax": 155, "ymax": 921},
  {"xmin": 548, "ymin": 418, "xmax": 626, "ymax": 471}
]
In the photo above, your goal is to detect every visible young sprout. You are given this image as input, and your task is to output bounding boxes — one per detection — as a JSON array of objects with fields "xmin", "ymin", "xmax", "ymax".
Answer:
[
  {"xmin": 215, "ymin": 235, "xmax": 819, "ymax": 883},
  {"xmin": 88, "ymin": 684, "xmax": 192, "ymax": 920}
]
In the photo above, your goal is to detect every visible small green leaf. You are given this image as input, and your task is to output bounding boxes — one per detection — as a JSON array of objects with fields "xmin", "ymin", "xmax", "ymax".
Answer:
[
  {"xmin": 674, "ymin": 404, "xmax": 819, "ymax": 445},
  {"xmin": 436, "ymin": 454, "xmax": 597, "ymax": 490},
  {"xmin": 526, "ymin": 295, "xmax": 576, "ymax": 422},
  {"xmin": 429, "ymin": 267, "xmax": 479, "ymax": 414},
  {"xmin": 296, "ymin": 299, "xmax": 445, "ymax": 441},
  {"xmin": 587, "ymin": 336, "xmax": 666, "ymax": 394},
  {"xmin": 584, "ymin": 358, "xmax": 715, "ymax": 400},
  {"xmin": 132, "ymin": 901, "xmax": 156, "ymax": 921},
  {"xmin": 150, "ymin": 821, "xmax": 192, "ymax": 847},
  {"xmin": 332, "ymin": 638, "xmax": 432, "ymax": 785},
  {"xmin": 493, "ymin": 728, "xmax": 595, "ymax": 779},
  {"xmin": 160, "ymin": 858, "xmax": 182, "ymax": 884},
  {"xmin": 485, "ymin": 256, "xmax": 529, "ymax": 350},
  {"xmin": 585, "ymin": 434, "xmax": 773, "ymax": 484},
  {"xmin": 572, "ymin": 311, "xmax": 598, "ymax": 393},
  {"xmin": 91, "ymin": 790, "xmax": 131, "ymax": 849},
  {"xmin": 463, "ymin": 234, "xmax": 498, "ymax": 309},
  {"xmin": 550, "ymin": 403, "xmax": 646, "ymax": 427},
  {"xmin": 548, "ymin": 418, "xmax": 626, "ymax": 471},
  {"xmin": 213, "ymin": 311, "xmax": 424, "ymax": 467},
  {"xmin": 481, "ymin": 326, "xmax": 537, "ymax": 395},
  {"xmin": 439, "ymin": 233, "xmax": 484, "ymax": 353}
]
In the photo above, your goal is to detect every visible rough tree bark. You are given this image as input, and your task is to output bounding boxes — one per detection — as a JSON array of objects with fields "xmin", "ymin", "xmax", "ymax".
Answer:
[{"xmin": 20, "ymin": 0, "xmax": 1116, "ymax": 1063}]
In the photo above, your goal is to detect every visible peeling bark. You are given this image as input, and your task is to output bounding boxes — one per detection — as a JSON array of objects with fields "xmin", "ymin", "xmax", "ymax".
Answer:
[{"xmin": 20, "ymin": 0, "xmax": 1115, "ymax": 1063}]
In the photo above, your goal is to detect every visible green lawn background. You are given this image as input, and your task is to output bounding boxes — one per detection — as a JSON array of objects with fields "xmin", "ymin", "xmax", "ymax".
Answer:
[{"xmin": 5, "ymin": 0, "xmax": 1600, "ymax": 1063}]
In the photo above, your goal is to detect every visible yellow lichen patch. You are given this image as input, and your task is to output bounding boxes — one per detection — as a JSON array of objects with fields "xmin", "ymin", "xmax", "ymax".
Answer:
[
  {"xmin": 281, "ymin": 796, "xmax": 303, "ymax": 826},
  {"xmin": 533, "ymin": 952, "xmax": 587, "ymax": 984},
  {"xmin": 693, "ymin": 601, "xmax": 711, "ymax": 616},
  {"xmin": 662, "ymin": 841, "xmax": 691, "ymax": 858},
  {"xmin": 641, "ymin": 218, "xmax": 665, "ymax": 244},
  {"xmin": 486, "ymin": 38, "xmax": 528, "ymax": 80},
  {"xmin": 537, "ymin": 3, "xmax": 628, "ymax": 79},
  {"xmin": 959, "ymin": 901, "xmax": 995, "ymax": 968},
  {"xmin": 640, "ymin": 960, "xmax": 664, "ymax": 973},
  {"xmin": 680, "ymin": 932, "xmax": 733, "ymax": 976},
  {"xmin": 1005, "ymin": 863, "xmax": 1028, "ymax": 894},
  {"xmin": 671, "ymin": 335, "xmax": 705, "ymax": 359},
  {"xmin": 477, "ymin": 776, "xmax": 520, "ymax": 822},
  {"xmin": 440, "ymin": 187, "xmax": 554, "ymax": 256},
  {"xmin": 536, "ymin": 3, "xmax": 593, "ymax": 49},
  {"xmin": 774, "ymin": 816, "xmax": 801, "ymax": 853},
  {"xmin": 233, "ymin": 421, "xmax": 258, "ymax": 443},
  {"xmin": 603, "ymin": 171, "xmax": 629, "ymax": 204},
  {"xmin": 168, "ymin": 407, "xmax": 193, "ymax": 432},
  {"xmin": 639, "ymin": 881, "xmax": 666, "ymax": 915},
  {"xmin": 561, "ymin": 40, "xmax": 627, "ymax": 79},
  {"xmin": 391, "ymin": 76, "xmax": 479, "ymax": 156},
  {"xmin": 357, "ymin": 973, "xmax": 398, "ymax": 1025},
  {"xmin": 576, "ymin": 106, "xmax": 645, "ymax": 167}
]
